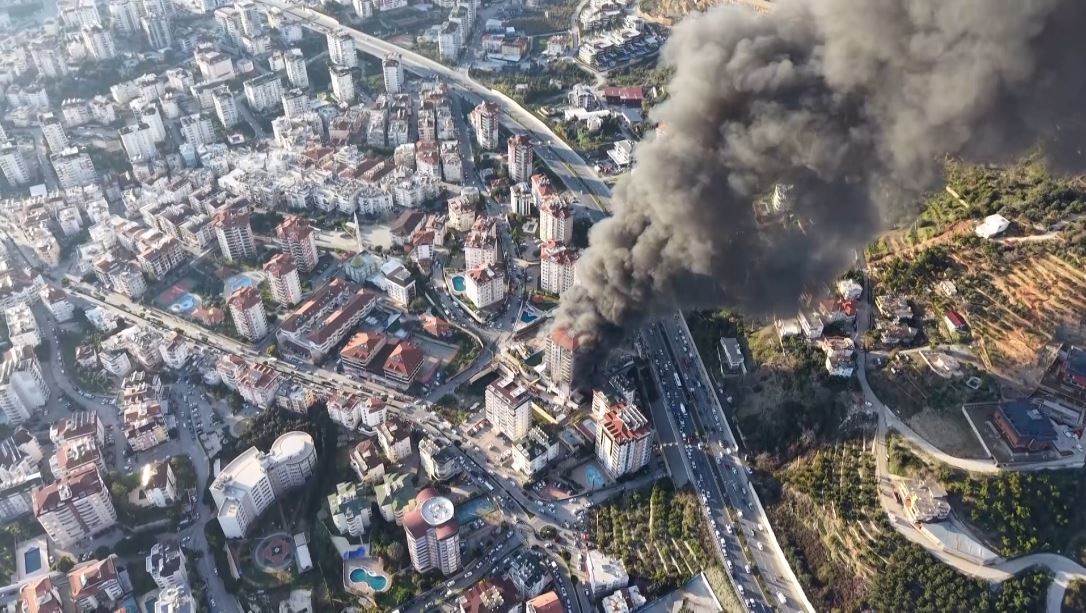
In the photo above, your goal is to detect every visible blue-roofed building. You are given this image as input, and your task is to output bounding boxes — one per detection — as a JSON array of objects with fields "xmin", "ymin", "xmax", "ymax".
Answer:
[{"xmin": 993, "ymin": 401, "xmax": 1058, "ymax": 452}]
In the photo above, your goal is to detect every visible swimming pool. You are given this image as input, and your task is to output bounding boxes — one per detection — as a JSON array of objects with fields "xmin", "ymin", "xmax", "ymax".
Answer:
[
  {"xmin": 23, "ymin": 547, "xmax": 41, "ymax": 573},
  {"xmin": 585, "ymin": 465, "xmax": 606, "ymax": 489},
  {"xmin": 349, "ymin": 567, "xmax": 388, "ymax": 591},
  {"xmin": 451, "ymin": 275, "xmax": 466, "ymax": 292},
  {"xmin": 520, "ymin": 310, "xmax": 539, "ymax": 323},
  {"xmin": 169, "ymin": 293, "xmax": 200, "ymax": 314},
  {"xmin": 225, "ymin": 274, "xmax": 257, "ymax": 295}
]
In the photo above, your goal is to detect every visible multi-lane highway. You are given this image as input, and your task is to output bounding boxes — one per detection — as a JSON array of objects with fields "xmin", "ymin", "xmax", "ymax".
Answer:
[
  {"xmin": 253, "ymin": 0, "xmax": 613, "ymax": 215},
  {"xmin": 641, "ymin": 315, "xmax": 814, "ymax": 612}
]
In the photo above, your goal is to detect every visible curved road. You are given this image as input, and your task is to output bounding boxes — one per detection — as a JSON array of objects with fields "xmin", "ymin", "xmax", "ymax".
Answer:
[{"xmin": 854, "ymin": 276, "xmax": 1086, "ymax": 611}]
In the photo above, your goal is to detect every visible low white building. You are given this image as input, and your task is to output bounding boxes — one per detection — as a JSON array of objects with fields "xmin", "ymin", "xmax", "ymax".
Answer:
[{"xmin": 586, "ymin": 549, "xmax": 628, "ymax": 597}]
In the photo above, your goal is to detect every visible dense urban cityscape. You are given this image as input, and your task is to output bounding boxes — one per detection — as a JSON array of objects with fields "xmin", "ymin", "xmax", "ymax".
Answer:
[{"xmin": 0, "ymin": 0, "xmax": 1082, "ymax": 612}]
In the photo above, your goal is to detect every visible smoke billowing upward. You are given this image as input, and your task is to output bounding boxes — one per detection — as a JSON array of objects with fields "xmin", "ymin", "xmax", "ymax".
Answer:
[{"xmin": 557, "ymin": 0, "xmax": 1086, "ymax": 349}]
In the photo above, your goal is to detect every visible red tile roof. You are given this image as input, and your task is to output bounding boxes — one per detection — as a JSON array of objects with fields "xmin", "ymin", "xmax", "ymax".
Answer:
[{"xmin": 383, "ymin": 341, "xmax": 423, "ymax": 378}]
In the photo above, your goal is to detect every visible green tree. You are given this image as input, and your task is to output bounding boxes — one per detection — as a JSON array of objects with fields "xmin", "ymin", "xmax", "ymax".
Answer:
[{"xmin": 55, "ymin": 557, "xmax": 74, "ymax": 572}]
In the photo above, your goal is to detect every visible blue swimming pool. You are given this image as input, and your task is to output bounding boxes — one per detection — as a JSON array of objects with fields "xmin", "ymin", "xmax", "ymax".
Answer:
[
  {"xmin": 520, "ymin": 310, "xmax": 539, "ymax": 323},
  {"xmin": 225, "ymin": 275, "xmax": 256, "ymax": 293},
  {"xmin": 451, "ymin": 275, "xmax": 466, "ymax": 292},
  {"xmin": 349, "ymin": 567, "xmax": 388, "ymax": 591},
  {"xmin": 23, "ymin": 547, "xmax": 41, "ymax": 573}
]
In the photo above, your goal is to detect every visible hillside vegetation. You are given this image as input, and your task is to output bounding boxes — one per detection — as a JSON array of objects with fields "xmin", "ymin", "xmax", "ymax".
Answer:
[{"xmin": 868, "ymin": 157, "xmax": 1086, "ymax": 386}]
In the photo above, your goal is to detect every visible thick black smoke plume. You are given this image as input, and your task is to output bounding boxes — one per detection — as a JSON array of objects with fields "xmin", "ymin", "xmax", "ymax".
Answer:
[{"xmin": 557, "ymin": 0, "xmax": 1086, "ymax": 348}]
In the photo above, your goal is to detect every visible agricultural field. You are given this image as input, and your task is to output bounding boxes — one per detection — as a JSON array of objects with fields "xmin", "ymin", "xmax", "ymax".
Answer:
[
  {"xmin": 869, "ymin": 158, "xmax": 1086, "ymax": 387},
  {"xmin": 589, "ymin": 482, "xmax": 712, "ymax": 598}
]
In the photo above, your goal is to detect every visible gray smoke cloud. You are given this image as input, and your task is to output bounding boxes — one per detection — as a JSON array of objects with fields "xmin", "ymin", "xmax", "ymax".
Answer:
[{"xmin": 557, "ymin": 0, "xmax": 1086, "ymax": 349}]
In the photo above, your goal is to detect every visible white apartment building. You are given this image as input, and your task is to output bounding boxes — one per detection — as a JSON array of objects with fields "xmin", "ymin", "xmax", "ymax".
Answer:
[
  {"xmin": 507, "ymin": 134, "xmax": 533, "ymax": 182},
  {"xmin": 595, "ymin": 398, "xmax": 652, "ymax": 478},
  {"xmin": 328, "ymin": 481, "xmax": 370, "ymax": 537},
  {"xmin": 140, "ymin": 460, "xmax": 176, "ymax": 508},
  {"xmin": 214, "ymin": 206, "xmax": 256, "ymax": 261},
  {"xmin": 469, "ymin": 101, "xmax": 499, "ymax": 150},
  {"xmin": 282, "ymin": 88, "xmax": 309, "ymax": 119},
  {"xmin": 0, "ymin": 347, "xmax": 47, "ymax": 420},
  {"xmin": 328, "ymin": 32, "xmax": 357, "ymax": 67},
  {"xmin": 99, "ymin": 349, "xmax": 133, "ymax": 378},
  {"xmin": 32, "ymin": 466, "xmax": 117, "ymax": 548},
  {"xmin": 330, "ymin": 64, "xmax": 356, "ymax": 104},
  {"xmin": 158, "ymin": 332, "xmax": 192, "ymax": 370},
  {"xmin": 263, "ymin": 253, "xmax": 302, "ymax": 306},
  {"xmin": 196, "ymin": 50, "xmax": 234, "ymax": 81},
  {"xmin": 382, "ymin": 263, "xmax": 415, "ymax": 306},
  {"xmin": 108, "ymin": 0, "xmax": 140, "ymax": 34},
  {"xmin": 40, "ymin": 113, "xmax": 69, "ymax": 153},
  {"xmin": 119, "ymin": 123, "xmax": 157, "ymax": 162},
  {"xmin": 546, "ymin": 325, "xmax": 583, "ymax": 388},
  {"xmin": 327, "ymin": 391, "xmax": 386, "ymax": 431},
  {"xmin": 0, "ymin": 143, "xmax": 31, "ymax": 186},
  {"xmin": 211, "ymin": 432, "xmax": 317, "ymax": 538},
  {"xmin": 227, "ymin": 286, "xmax": 267, "ymax": 340},
  {"xmin": 464, "ymin": 264, "xmax": 504, "ymax": 309},
  {"xmin": 81, "ymin": 25, "xmax": 117, "ymax": 59},
  {"xmin": 383, "ymin": 53, "xmax": 403, "ymax": 93},
  {"xmin": 403, "ymin": 489, "xmax": 461, "ymax": 574},
  {"xmin": 275, "ymin": 215, "xmax": 318, "ymax": 272},
  {"xmin": 50, "ymin": 148, "xmax": 96, "ymax": 189},
  {"xmin": 464, "ymin": 218, "xmax": 498, "ymax": 270},
  {"xmin": 512, "ymin": 427, "xmax": 560, "ymax": 476},
  {"xmin": 539, "ymin": 241, "xmax": 578, "ymax": 295},
  {"xmin": 145, "ymin": 539, "xmax": 186, "ymax": 590},
  {"xmin": 40, "ymin": 287, "xmax": 74, "ymax": 322},
  {"xmin": 244, "ymin": 74, "xmax": 284, "ymax": 113},
  {"xmin": 212, "ymin": 86, "xmax": 239, "ymax": 128},
  {"xmin": 485, "ymin": 373, "xmax": 533, "ymax": 441},
  {"xmin": 539, "ymin": 197, "xmax": 574, "ymax": 244},
  {"xmin": 179, "ymin": 113, "xmax": 216, "ymax": 146},
  {"xmin": 6, "ymin": 305, "xmax": 40, "ymax": 348},
  {"xmin": 438, "ymin": 21, "xmax": 461, "ymax": 61},
  {"xmin": 284, "ymin": 47, "xmax": 309, "ymax": 88}
]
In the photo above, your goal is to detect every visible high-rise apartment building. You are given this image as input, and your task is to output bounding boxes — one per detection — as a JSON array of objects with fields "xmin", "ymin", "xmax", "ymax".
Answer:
[
  {"xmin": 32, "ymin": 466, "xmax": 117, "ymax": 548},
  {"xmin": 263, "ymin": 253, "xmax": 302, "ymax": 306},
  {"xmin": 210, "ymin": 432, "xmax": 317, "ymax": 538},
  {"xmin": 382, "ymin": 53, "xmax": 404, "ymax": 93},
  {"xmin": 507, "ymin": 134, "xmax": 533, "ymax": 182},
  {"xmin": 328, "ymin": 32, "xmax": 357, "ymax": 68},
  {"xmin": 212, "ymin": 86, "xmax": 239, "ymax": 128},
  {"xmin": 275, "ymin": 216, "xmax": 318, "ymax": 272},
  {"xmin": 227, "ymin": 286, "xmax": 267, "ymax": 340},
  {"xmin": 469, "ymin": 101, "xmax": 499, "ymax": 150},
  {"xmin": 0, "ymin": 143, "xmax": 32, "ymax": 186},
  {"xmin": 330, "ymin": 64, "xmax": 355, "ymax": 104},
  {"xmin": 284, "ymin": 47, "xmax": 309, "ymax": 89},
  {"xmin": 214, "ymin": 206, "xmax": 256, "ymax": 261},
  {"xmin": 595, "ymin": 395, "xmax": 652, "ymax": 478},
  {"xmin": 0, "ymin": 346, "xmax": 50, "ymax": 425},
  {"xmin": 539, "ymin": 198, "xmax": 574, "ymax": 244},
  {"xmin": 545, "ymin": 325, "xmax": 584, "ymax": 389},
  {"xmin": 539, "ymin": 241, "xmax": 578, "ymax": 295},
  {"xmin": 403, "ymin": 488, "xmax": 461, "ymax": 574},
  {"xmin": 484, "ymin": 373, "xmax": 533, "ymax": 441}
]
